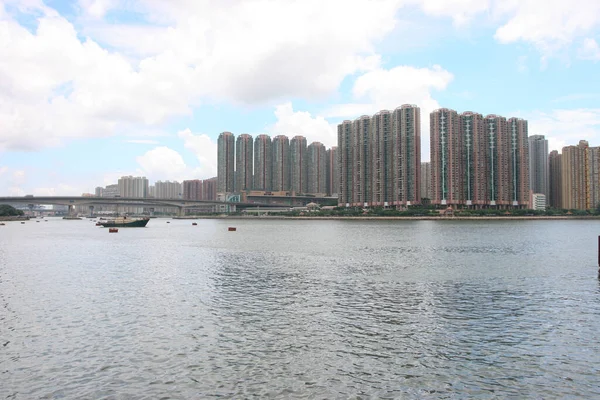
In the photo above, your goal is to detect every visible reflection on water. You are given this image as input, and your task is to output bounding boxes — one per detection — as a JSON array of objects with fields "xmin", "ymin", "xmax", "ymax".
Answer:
[{"xmin": 1, "ymin": 218, "xmax": 600, "ymax": 398}]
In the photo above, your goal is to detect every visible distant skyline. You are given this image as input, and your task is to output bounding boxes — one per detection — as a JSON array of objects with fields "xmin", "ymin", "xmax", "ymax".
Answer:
[{"xmin": 1, "ymin": 0, "xmax": 600, "ymax": 195}]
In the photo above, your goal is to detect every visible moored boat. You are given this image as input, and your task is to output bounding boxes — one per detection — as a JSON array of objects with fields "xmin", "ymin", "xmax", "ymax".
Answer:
[{"xmin": 98, "ymin": 216, "xmax": 150, "ymax": 228}]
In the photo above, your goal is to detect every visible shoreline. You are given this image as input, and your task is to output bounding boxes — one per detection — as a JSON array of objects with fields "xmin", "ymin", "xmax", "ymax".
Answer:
[
  {"xmin": 0, "ymin": 216, "xmax": 30, "ymax": 221},
  {"xmin": 177, "ymin": 215, "xmax": 600, "ymax": 221}
]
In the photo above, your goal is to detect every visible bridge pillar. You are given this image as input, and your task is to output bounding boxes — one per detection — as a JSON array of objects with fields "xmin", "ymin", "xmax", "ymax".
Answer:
[
  {"xmin": 177, "ymin": 207, "xmax": 185, "ymax": 217},
  {"xmin": 149, "ymin": 207, "xmax": 155, "ymax": 216},
  {"xmin": 88, "ymin": 205, "xmax": 94, "ymax": 217},
  {"xmin": 27, "ymin": 204, "xmax": 34, "ymax": 217},
  {"xmin": 68, "ymin": 204, "xmax": 75, "ymax": 216}
]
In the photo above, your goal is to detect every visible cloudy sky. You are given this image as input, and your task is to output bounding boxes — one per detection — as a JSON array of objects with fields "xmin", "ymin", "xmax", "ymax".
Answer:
[{"xmin": 1, "ymin": 0, "xmax": 599, "ymax": 196}]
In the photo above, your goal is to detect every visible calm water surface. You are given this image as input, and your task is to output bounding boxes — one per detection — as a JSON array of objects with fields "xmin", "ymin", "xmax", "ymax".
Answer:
[{"xmin": 1, "ymin": 218, "xmax": 600, "ymax": 399}]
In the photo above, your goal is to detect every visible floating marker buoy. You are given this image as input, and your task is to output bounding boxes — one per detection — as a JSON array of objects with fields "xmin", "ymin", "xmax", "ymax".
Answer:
[
  {"xmin": 166, "ymin": 221, "xmax": 170, "ymax": 224},
  {"xmin": 192, "ymin": 222, "xmax": 197, "ymax": 226},
  {"xmin": 109, "ymin": 228, "xmax": 118, "ymax": 233},
  {"xmin": 21, "ymin": 222, "xmax": 25, "ymax": 224},
  {"xmin": 228, "ymin": 227, "xmax": 236, "ymax": 231}
]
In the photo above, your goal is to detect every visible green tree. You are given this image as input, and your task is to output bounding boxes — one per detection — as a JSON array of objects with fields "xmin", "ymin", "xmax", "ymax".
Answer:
[{"xmin": 0, "ymin": 204, "xmax": 24, "ymax": 216}]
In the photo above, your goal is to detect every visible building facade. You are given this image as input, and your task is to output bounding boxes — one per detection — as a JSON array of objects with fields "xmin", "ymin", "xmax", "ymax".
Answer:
[
  {"xmin": 235, "ymin": 134, "xmax": 253, "ymax": 192},
  {"xmin": 548, "ymin": 150, "xmax": 562, "ymax": 208},
  {"xmin": 337, "ymin": 105, "xmax": 421, "ymax": 208},
  {"xmin": 338, "ymin": 121, "xmax": 353, "ymax": 206},
  {"xmin": 217, "ymin": 131, "xmax": 235, "ymax": 194},
  {"xmin": 391, "ymin": 105, "xmax": 421, "ymax": 206},
  {"xmin": 253, "ymin": 134, "xmax": 272, "ymax": 191},
  {"xmin": 155, "ymin": 181, "xmax": 182, "ymax": 199},
  {"xmin": 528, "ymin": 134, "xmax": 549, "ymax": 198},
  {"xmin": 561, "ymin": 141, "xmax": 588, "ymax": 210},
  {"xmin": 307, "ymin": 142, "xmax": 327, "ymax": 195},
  {"xmin": 272, "ymin": 135, "xmax": 291, "ymax": 192},
  {"xmin": 327, "ymin": 146, "xmax": 339, "ymax": 197},
  {"xmin": 352, "ymin": 116, "xmax": 372, "ymax": 206},
  {"xmin": 420, "ymin": 162, "xmax": 431, "ymax": 200},
  {"xmin": 290, "ymin": 135, "xmax": 308, "ymax": 195},
  {"xmin": 430, "ymin": 109, "xmax": 529, "ymax": 208}
]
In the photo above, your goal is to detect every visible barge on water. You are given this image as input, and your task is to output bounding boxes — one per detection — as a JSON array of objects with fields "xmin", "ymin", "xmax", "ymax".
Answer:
[{"xmin": 97, "ymin": 216, "xmax": 150, "ymax": 228}]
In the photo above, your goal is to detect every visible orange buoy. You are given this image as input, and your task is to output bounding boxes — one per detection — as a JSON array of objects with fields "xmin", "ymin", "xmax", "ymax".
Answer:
[
  {"xmin": 109, "ymin": 228, "xmax": 118, "ymax": 233},
  {"xmin": 228, "ymin": 227, "xmax": 236, "ymax": 231}
]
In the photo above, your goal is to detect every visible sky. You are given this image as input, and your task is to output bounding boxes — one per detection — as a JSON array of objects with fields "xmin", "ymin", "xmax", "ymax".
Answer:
[{"xmin": 1, "ymin": 0, "xmax": 599, "ymax": 196}]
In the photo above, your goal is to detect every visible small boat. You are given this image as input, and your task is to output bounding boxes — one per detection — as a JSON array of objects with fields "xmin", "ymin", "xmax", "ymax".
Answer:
[
  {"xmin": 98, "ymin": 216, "xmax": 150, "ymax": 228},
  {"xmin": 109, "ymin": 228, "xmax": 118, "ymax": 233},
  {"xmin": 0, "ymin": 223, "xmax": 5, "ymax": 226},
  {"xmin": 228, "ymin": 227, "xmax": 236, "ymax": 231},
  {"xmin": 192, "ymin": 222, "xmax": 197, "ymax": 226}
]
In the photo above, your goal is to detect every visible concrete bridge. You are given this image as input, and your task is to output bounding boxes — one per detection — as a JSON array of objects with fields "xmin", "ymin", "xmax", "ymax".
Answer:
[{"xmin": 0, "ymin": 196, "xmax": 282, "ymax": 216}]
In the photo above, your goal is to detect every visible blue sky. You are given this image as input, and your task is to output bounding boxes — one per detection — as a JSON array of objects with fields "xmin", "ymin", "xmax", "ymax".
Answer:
[{"xmin": 1, "ymin": 0, "xmax": 600, "ymax": 195}]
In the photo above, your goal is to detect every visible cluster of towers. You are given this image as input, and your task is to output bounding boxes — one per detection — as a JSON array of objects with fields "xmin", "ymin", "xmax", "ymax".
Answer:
[
  {"xmin": 337, "ymin": 104, "xmax": 422, "ymax": 207},
  {"xmin": 550, "ymin": 140, "xmax": 600, "ymax": 210},
  {"xmin": 428, "ymin": 109, "xmax": 530, "ymax": 208},
  {"xmin": 217, "ymin": 104, "xmax": 600, "ymax": 211},
  {"xmin": 217, "ymin": 133, "xmax": 339, "ymax": 196}
]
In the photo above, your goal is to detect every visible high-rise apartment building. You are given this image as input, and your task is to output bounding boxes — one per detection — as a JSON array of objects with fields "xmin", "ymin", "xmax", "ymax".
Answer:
[
  {"xmin": 118, "ymin": 176, "xmax": 148, "ymax": 214},
  {"xmin": 560, "ymin": 140, "xmax": 600, "ymax": 210},
  {"xmin": 155, "ymin": 181, "xmax": 182, "ymax": 199},
  {"xmin": 217, "ymin": 132, "xmax": 235, "ymax": 194},
  {"xmin": 254, "ymin": 134, "xmax": 272, "ymax": 191},
  {"xmin": 371, "ymin": 110, "xmax": 392, "ymax": 206},
  {"xmin": 561, "ymin": 141, "xmax": 588, "ymax": 210},
  {"xmin": 587, "ymin": 146, "xmax": 600, "ymax": 210},
  {"xmin": 337, "ymin": 105, "xmax": 421, "ymax": 208},
  {"xmin": 327, "ymin": 146, "xmax": 339, "ymax": 197},
  {"xmin": 548, "ymin": 150, "xmax": 562, "ymax": 208},
  {"xmin": 430, "ymin": 110, "xmax": 529, "ymax": 208},
  {"xmin": 308, "ymin": 142, "xmax": 327, "ymax": 195},
  {"xmin": 421, "ymin": 162, "xmax": 431, "ymax": 200},
  {"xmin": 430, "ymin": 108, "xmax": 461, "ymax": 206},
  {"xmin": 118, "ymin": 176, "xmax": 148, "ymax": 198},
  {"xmin": 272, "ymin": 135, "xmax": 291, "ymax": 192},
  {"xmin": 338, "ymin": 121, "xmax": 353, "ymax": 206},
  {"xmin": 508, "ymin": 118, "xmax": 530, "ymax": 207},
  {"xmin": 203, "ymin": 177, "xmax": 217, "ymax": 201},
  {"xmin": 391, "ymin": 105, "xmax": 421, "ymax": 206},
  {"xmin": 183, "ymin": 180, "xmax": 203, "ymax": 200},
  {"xmin": 460, "ymin": 111, "xmax": 485, "ymax": 206},
  {"xmin": 485, "ymin": 114, "xmax": 511, "ymax": 207},
  {"xmin": 235, "ymin": 134, "xmax": 253, "ymax": 192},
  {"xmin": 352, "ymin": 116, "xmax": 371, "ymax": 206},
  {"xmin": 290, "ymin": 136, "xmax": 308, "ymax": 195},
  {"xmin": 529, "ymin": 135, "xmax": 549, "ymax": 198}
]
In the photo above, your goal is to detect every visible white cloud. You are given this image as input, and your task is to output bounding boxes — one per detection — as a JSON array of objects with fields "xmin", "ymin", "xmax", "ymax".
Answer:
[
  {"xmin": 135, "ymin": 146, "xmax": 188, "ymax": 181},
  {"xmin": 325, "ymin": 64, "xmax": 454, "ymax": 161},
  {"xmin": 578, "ymin": 38, "xmax": 600, "ymax": 61},
  {"xmin": 0, "ymin": 0, "xmax": 403, "ymax": 151},
  {"xmin": 493, "ymin": 0, "xmax": 600, "ymax": 55},
  {"xmin": 525, "ymin": 108, "xmax": 600, "ymax": 152},
  {"xmin": 269, "ymin": 103, "xmax": 337, "ymax": 148},
  {"xmin": 415, "ymin": 0, "xmax": 491, "ymax": 26},
  {"xmin": 178, "ymin": 129, "xmax": 218, "ymax": 179},
  {"xmin": 79, "ymin": 0, "xmax": 120, "ymax": 19},
  {"xmin": 0, "ymin": 166, "xmax": 7, "ymax": 175}
]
